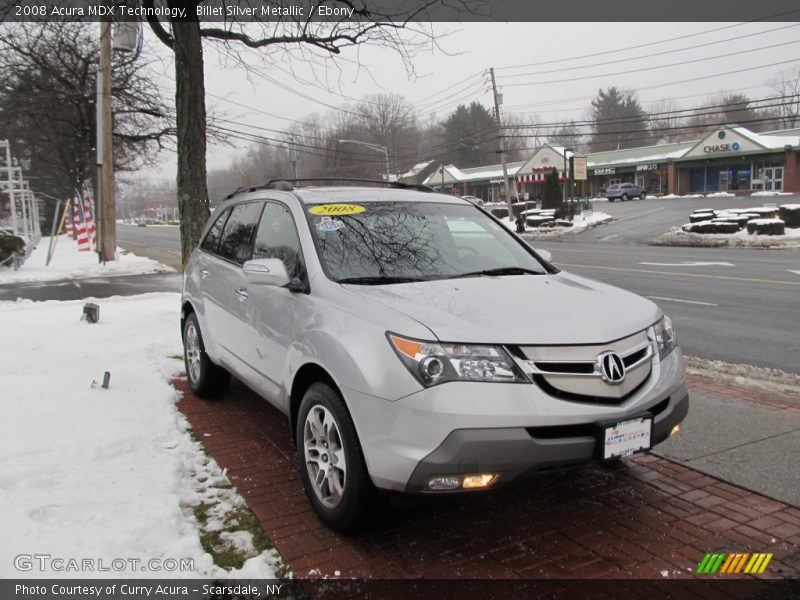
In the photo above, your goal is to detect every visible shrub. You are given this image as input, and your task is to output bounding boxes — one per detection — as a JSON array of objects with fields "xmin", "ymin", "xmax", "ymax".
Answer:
[
  {"xmin": 711, "ymin": 216, "xmax": 749, "ymax": 228},
  {"xmin": 526, "ymin": 216, "xmax": 555, "ymax": 228},
  {"xmin": 778, "ymin": 204, "xmax": 800, "ymax": 228},
  {"xmin": 0, "ymin": 234, "xmax": 26, "ymax": 266},
  {"xmin": 746, "ymin": 219, "xmax": 785, "ymax": 235},
  {"xmin": 541, "ymin": 168, "xmax": 563, "ymax": 211},
  {"xmin": 689, "ymin": 212, "xmax": 714, "ymax": 223},
  {"xmin": 682, "ymin": 222, "xmax": 740, "ymax": 234},
  {"xmin": 490, "ymin": 207, "xmax": 508, "ymax": 219}
]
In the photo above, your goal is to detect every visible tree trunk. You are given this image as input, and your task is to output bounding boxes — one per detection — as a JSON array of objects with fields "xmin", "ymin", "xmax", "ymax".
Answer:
[{"xmin": 172, "ymin": 18, "xmax": 209, "ymax": 266}]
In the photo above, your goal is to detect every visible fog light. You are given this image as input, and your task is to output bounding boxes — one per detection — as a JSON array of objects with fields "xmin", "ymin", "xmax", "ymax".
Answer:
[
  {"xmin": 425, "ymin": 476, "xmax": 461, "ymax": 491},
  {"xmin": 462, "ymin": 473, "xmax": 499, "ymax": 489},
  {"xmin": 670, "ymin": 424, "xmax": 681, "ymax": 437}
]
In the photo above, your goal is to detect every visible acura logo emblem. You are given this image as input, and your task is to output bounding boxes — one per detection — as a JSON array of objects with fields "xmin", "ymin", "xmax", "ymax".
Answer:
[{"xmin": 598, "ymin": 351, "xmax": 626, "ymax": 384}]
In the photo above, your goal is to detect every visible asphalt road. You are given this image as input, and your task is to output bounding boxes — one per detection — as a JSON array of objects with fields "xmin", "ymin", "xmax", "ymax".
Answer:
[{"xmin": 19, "ymin": 202, "xmax": 800, "ymax": 373}]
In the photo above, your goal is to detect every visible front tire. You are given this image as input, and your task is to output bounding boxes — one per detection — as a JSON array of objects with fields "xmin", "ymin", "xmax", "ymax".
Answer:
[
  {"xmin": 639, "ymin": 192, "xmax": 646, "ymax": 200},
  {"xmin": 183, "ymin": 313, "xmax": 230, "ymax": 398},
  {"xmin": 622, "ymin": 193, "xmax": 629, "ymax": 201},
  {"xmin": 297, "ymin": 382, "xmax": 373, "ymax": 532}
]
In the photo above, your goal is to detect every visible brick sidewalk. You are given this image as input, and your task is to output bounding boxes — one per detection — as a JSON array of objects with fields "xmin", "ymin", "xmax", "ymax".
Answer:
[{"xmin": 176, "ymin": 377, "xmax": 800, "ymax": 580}]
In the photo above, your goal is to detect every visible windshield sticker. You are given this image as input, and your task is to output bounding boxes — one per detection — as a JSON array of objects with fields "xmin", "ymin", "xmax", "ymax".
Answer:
[
  {"xmin": 309, "ymin": 203, "xmax": 365, "ymax": 216},
  {"xmin": 315, "ymin": 216, "xmax": 345, "ymax": 232}
]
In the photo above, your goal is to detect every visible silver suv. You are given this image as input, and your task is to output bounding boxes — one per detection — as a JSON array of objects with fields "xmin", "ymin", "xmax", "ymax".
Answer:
[{"xmin": 182, "ymin": 181, "xmax": 688, "ymax": 531}]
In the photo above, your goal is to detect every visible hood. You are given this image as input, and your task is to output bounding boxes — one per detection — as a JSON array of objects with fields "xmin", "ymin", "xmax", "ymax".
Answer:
[{"xmin": 341, "ymin": 273, "xmax": 660, "ymax": 345}]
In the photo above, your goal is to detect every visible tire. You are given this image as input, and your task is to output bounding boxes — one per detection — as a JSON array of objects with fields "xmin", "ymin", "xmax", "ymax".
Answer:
[
  {"xmin": 608, "ymin": 198, "xmax": 615, "ymax": 202},
  {"xmin": 621, "ymin": 194, "xmax": 629, "ymax": 201},
  {"xmin": 296, "ymin": 382, "xmax": 373, "ymax": 532},
  {"xmin": 640, "ymin": 192, "xmax": 646, "ymax": 200},
  {"xmin": 183, "ymin": 312, "xmax": 230, "ymax": 398}
]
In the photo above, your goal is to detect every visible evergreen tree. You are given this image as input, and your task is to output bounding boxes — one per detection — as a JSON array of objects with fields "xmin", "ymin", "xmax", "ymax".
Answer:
[
  {"xmin": 541, "ymin": 168, "xmax": 563, "ymax": 211},
  {"xmin": 590, "ymin": 87, "xmax": 648, "ymax": 151}
]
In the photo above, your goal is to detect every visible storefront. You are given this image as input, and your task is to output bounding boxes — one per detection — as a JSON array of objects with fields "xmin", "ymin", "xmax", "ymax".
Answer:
[{"xmin": 673, "ymin": 126, "xmax": 793, "ymax": 194}]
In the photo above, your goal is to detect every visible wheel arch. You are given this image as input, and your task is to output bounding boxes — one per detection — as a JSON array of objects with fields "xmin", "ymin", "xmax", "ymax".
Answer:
[{"xmin": 289, "ymin": 362, "xmax": 341, "ymax": 447}]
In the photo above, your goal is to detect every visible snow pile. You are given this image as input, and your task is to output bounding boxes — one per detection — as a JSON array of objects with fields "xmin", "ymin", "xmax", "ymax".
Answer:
[
  {"xmin": 0, "ymin": 235, "xmax": 173, "ymax": 285},
  {"xmin": 509, "ymin": 211, "xmax": 613, "ymax": 239},
  {"xmin": 0, "ymin": 293, "xmax": 280, "ymax": 578},
  {"xmin": 751, "ymin": 191, "xmax": 793, "ymax": 196},
  {"xmin": 660, "ymin": 193, "xmax": 705, "ymax": 199},
  {"xmin": 704, "ymin": 192, "xmax": 736, "ymax": 198},
  {"xmin": 748, "ymin": 218, "xmax": 784, "ymax": 226}
]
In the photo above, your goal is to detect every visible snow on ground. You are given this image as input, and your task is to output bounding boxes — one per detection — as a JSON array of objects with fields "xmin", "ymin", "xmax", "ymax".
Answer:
[
  {"xmin": 0, "ymin": 293, "xmax": 281, "ymax": 578},
  {"xmin": 654, "ymin": 225, "xmax": 800, "ymax": 247},
  {"xmin": 504, "ymin": 211, "xmax": 613, "ymax": 239},
  {"xmin": 751, "ymin": 191, "xmax": 793, "ymax": 196},
  {"xmin": 0, "ymin": 235, "xmax": 173, "ymax": 285},
  {"xmin": 704, "ymin": 192, "xmax": 736, "ymax": 198}
]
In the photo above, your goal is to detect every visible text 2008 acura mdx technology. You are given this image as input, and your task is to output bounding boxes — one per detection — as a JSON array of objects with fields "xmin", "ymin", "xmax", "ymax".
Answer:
[{"xmin": 182, "ymin": 181, "xmax": 688, "ymax": 531}]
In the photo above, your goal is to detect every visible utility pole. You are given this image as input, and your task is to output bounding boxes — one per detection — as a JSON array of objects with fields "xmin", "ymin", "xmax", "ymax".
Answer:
[
  {"xmin": 98, "ymin": 17, "xmax": 115, "ymax": 262},
  {"xmin": 490, "ymin": 68, "xmax": 518, "ymax": 221}
]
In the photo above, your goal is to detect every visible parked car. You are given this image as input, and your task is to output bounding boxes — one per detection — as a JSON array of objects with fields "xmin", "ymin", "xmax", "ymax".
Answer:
[
  {"xmin": 181, "ymin": 181, "xmax": 687, "ymax": 531},
  {"xmin": 606, "ymin": 182, "xmax": 646, "ymax": 201}
]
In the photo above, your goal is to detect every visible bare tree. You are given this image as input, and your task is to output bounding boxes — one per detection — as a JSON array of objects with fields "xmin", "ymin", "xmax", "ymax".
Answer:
[
  {"xmin": 648, "ymin": 98, "xmax": 684, "ymax": 144},
  {"xmin": 0, "ymin": 23, "xmax": 171, "ymax": 224},
  {"xmin": 143, "ymin": 0, "xmax": 482, "ymax": 263},
  {"xmin": 769, "ymin": 66, "xmax": 800, "ymax": 129}
]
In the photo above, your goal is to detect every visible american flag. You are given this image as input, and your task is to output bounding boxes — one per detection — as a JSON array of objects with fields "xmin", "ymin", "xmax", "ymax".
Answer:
[
  {"xmin": 73, "ymin": 192, "xmax": 91, "ymax": 252},
  {"xmin": 64, "ymin": 199, "xmax": 74, "ymax": 239},
  {"xmin": 80, "ymin": 182, "xmax": 96, "ymax": 249}
]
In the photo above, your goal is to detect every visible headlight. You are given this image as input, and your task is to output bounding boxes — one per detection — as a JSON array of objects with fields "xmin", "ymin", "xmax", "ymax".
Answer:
[
  {"xmin": 388, "ymin": 333, "xmax": 528, "ymax": 386},
  {"xmin": 652, "ymin": 315, "xmax": 677, "ymax": 360}
]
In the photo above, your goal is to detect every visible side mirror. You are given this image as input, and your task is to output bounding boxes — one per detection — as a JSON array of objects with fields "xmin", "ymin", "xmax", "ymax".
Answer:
[
  {"xmin": 534, "ymin": 248, "xmax": 553, "ymax": 263},
  {"xmin": 242, "ymin": 258, "xmax": 290, "ymax": 287}
]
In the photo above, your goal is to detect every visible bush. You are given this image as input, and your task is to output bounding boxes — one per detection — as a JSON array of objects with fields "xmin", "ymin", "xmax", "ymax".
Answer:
[
  {"xmin": 689, "ymin": 212, "xmax": 714, "ymax": 223},
  {"xmin": 0, "ymin": 234, "xmax": 26, "ymax": 266},
  {"xmin": 526, "ymin": 216, "xmax": 555, "ymax": 228},
  {"xmin": 682, "ymin": 222, "xmax": 740, "ymax": 234},
  {"xmin": 512, "ymin": 203, "xmax": 526, "ymax": 218},
  {"xmin": 778, "ymin": 205, "xmax": 800, "ymax": 228},
  {"xmin": 541, "ymin": 168, "xmax": 563, "ymax": 211},
  {"xmin": 711, "ymin": 216, "xmax": 749, "ymax": 228},
  {"xmin": 490, "ymin": 207, "xmax": 508, "ymax": 219},
  {"xmin": 746, "ymin": 219, "xmax": 785, "ymax": 235}
]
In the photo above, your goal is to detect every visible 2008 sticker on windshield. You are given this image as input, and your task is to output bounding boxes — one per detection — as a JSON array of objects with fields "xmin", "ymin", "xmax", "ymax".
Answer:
[{"xmin": 309, "ymin": 203, "xmax": 365, "ymax": 215}]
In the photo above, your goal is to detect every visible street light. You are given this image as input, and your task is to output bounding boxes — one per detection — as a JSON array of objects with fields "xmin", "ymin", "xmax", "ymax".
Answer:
[{"xmin": 337, "ymin": 139, "xmax": 390, "ymax": 182}]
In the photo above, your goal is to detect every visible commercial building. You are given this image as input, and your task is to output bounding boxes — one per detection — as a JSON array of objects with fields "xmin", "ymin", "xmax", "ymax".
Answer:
[{"xmin": 423, "ymin": 125, "xmax": 800, "ymax": 199}]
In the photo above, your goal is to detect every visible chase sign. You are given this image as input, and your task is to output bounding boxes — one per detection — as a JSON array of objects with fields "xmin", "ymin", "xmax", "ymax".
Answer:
[{"xmin": 703, "ymin": 141, "xmax": 741, "ymax": 154}]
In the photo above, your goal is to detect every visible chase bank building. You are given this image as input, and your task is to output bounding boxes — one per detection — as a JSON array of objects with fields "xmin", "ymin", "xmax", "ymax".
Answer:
[{"xmin": 423, "ymin": 125, "xmax": 800, "ymax": 199}]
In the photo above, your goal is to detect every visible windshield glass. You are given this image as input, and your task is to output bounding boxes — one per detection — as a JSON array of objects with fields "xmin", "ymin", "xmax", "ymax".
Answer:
[{"xmin": 306, "ymin": 201, "xmax": 549, "ymax": 283}]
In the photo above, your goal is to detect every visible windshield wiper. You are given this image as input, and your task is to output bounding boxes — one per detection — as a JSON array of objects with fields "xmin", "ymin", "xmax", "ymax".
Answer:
[
  {"xmin": 447, "ymin": 267, "xmax": 543, "ymax": 279},
  {"xmin": 337, "ymin": 276, "xmax": 430, "ymax": 285}
]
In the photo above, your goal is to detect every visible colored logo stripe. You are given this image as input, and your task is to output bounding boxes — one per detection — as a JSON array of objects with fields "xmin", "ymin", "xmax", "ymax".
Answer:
[{"xmin": 697, "ymin": 552, "xmax": 773, "ymax": 574}]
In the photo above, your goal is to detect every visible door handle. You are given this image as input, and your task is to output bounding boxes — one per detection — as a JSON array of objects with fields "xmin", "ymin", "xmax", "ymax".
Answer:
[
  {"xmin": 200, "ymin": 269, "xmax": 209, "ymax": 278},
  {"xmin": 235, "ymin": 287, "xmax": 248, "ymax": 299}
]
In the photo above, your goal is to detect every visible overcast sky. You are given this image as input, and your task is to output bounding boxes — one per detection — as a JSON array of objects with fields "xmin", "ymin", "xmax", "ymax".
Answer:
[{"xmin": 134, "ymin": 21, "xmax": 800, "ymax": 186}]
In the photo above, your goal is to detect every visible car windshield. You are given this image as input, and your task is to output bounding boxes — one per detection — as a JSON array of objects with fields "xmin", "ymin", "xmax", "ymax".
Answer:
[{"xmin": 306, "ymin": 201, "xmax": 549, "ymax": 283}]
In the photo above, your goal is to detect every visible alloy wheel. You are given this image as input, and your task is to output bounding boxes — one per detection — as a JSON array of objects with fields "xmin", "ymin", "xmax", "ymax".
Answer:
[
  {"xmin": 185, "ymin": 323, "xmax": 201, "ymax": 384},
  {"xmin": 303, "ymin": 405, "xmax": 347, "ymax": 508}
]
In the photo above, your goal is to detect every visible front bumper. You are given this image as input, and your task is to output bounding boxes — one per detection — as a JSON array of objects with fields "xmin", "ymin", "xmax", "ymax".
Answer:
[
  {"xmin": 405, "ymin": 387, "xmax": 687, "ymax": 492},
  {"xmin": 343, "ymin": 348, "xmax": 687, "ymax": 493}
]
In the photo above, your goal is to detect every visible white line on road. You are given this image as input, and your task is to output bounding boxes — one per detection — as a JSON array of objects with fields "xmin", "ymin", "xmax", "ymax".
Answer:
[
  {"xmin": 788, "ymin": 270, "xmax": 800, "ymax": 276},
  {"xmin": 640, "ymin": 261, "xmax": 735, "ymax": 267},
  {"xmin": 600, "ymin": 234, "xmax": 619, "ymax": 241},
  {"xmin": 646, "ymin": 295, "xmax": 718, "ymax": 306}
]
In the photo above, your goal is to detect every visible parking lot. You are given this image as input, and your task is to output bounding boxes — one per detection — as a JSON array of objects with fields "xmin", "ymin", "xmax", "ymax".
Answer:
[{"xmin": 176, "ymin": 372, "xmax": 800, "ymax": 581}]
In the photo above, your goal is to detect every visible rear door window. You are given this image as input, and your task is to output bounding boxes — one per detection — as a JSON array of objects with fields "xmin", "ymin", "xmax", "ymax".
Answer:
[{"xmin": 217, "ymin": 202, "xmax": 264, "ymax": 265}]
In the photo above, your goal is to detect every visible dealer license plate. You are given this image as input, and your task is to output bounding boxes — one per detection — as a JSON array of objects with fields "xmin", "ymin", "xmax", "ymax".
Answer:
[{"xmin": 601, "ymin": 416, "xmax": 653, "ymax": 460}]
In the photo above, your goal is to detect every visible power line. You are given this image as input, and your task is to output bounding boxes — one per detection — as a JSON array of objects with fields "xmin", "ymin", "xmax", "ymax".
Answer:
[
  {"xmin": 500, "ymin": 23, "xmax": 800, "ymax": 79},
  {"xmin": 502, "ymin": 41, "xmax": 800, "ymax": 88},
  {"xmin": 494, "ymin": 10, "xmax": 800, "ymax": 71}
]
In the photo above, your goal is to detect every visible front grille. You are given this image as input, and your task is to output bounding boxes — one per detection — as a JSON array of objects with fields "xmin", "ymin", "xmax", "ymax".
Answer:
[
  {"xmin": 624, "ymin": 347, "xmax": 648, "ymax": 367},
  {"xmin": 532, "ymin": 374, "xmax": 649, "ymax": 405},
  {"xmin": 527, "ymin": 423, "xmax": 594, "ymax": 439},
  {"xmin": 534, "ymin": 361, "xmax": 594, "ymax": 374}
]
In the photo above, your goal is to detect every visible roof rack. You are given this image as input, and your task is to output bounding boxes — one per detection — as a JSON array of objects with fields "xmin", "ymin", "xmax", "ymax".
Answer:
[{"xmin": 224, "ymin": 178, "xmax": 435, "ymax": 199}]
